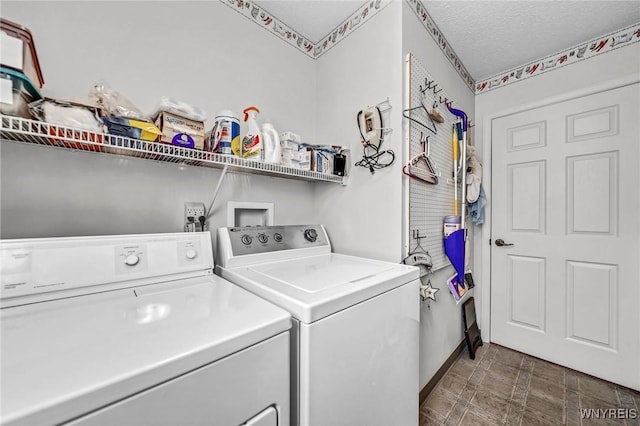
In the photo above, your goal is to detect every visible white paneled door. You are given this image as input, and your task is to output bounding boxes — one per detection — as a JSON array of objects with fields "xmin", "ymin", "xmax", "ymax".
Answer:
[{"xmin": 490, "ymin": 83, "xmax": 639, "ymax": 390}]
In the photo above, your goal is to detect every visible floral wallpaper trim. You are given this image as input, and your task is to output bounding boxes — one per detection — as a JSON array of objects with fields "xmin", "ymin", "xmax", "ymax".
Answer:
[
  {"xmin": 313, "ymin": 0, "xmax": 392, "ymax": 59},
  {"xmin": 223, "ymin": 0, "xmax": 638, "ymax": 95},
  {"xmin": 221, "ymin": 0, "xmax": 391, "ymax": 59},
  {"xmin": 475, "ymin": 23, "xmax": 640, "ymax": 94},
  {"xmin": 222, "ymin": 0, "xmax": 314, "ymax": 57},
  {"xmin": 406, "ymin": 0, "xmax": 476, "ymax": 92}
]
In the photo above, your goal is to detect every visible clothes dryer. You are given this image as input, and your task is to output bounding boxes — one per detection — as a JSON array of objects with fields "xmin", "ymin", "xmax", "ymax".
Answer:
[{"xmin": 1, "ymin": 232, "xmax": 291, "ymax": 426}]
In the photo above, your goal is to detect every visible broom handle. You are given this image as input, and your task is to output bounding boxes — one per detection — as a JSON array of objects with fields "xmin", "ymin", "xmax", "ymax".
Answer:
[
  {"xmin": 460, "ymin": 129, "xmax": 467, "ymax": 230},
  {"xmin": 452, "ymin": 124, "xmax": 459, "ymax": 216}
]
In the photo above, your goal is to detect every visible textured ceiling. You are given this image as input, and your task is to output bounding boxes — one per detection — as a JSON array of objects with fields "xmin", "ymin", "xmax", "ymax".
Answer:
[
  {"xmin": 423, "ymin": 1, "xmax": 640, "ymax": 80},
  {"xmin": 254, "ymin": 0, "xmax": 640, "ymax": 80}
]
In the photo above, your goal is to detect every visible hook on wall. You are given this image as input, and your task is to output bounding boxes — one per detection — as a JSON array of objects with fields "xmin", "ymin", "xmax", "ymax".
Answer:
[
  {"xmin": 438, "ymin": 95, "xmax": 449, "ymax": 105},
  {"xmin": 376, "ymin": 97, "xmax": 392, "ymax": 113},
  {"xmin": 438, "ymin": 96, "xmax": 453, "ymax": 109},
  {"xmin": 401, "ymin": 229, "xmax": 433, "ymax": 276},
  {"xmin": 422, "ymin": 79, "xmax": 439, "ymax": 95}
]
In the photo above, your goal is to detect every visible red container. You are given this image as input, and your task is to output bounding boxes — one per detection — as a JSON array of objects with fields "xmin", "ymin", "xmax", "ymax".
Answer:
[
  {"xmin": 0, "ymin": 18, "xmax": 44, "ymax": 89},
  {"xmin": 48, "ymin": 125, "xmax": 104, "ymax": 152}
]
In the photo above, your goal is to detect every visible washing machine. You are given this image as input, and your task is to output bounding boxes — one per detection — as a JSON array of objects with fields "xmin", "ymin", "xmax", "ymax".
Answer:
[
  {"xmin": 216, "ymin": 225, "xmax": 421, "ymax": 426},
  {"xmin": 1, "ymin": 232, "xmax": 291, "ymax": 426}
]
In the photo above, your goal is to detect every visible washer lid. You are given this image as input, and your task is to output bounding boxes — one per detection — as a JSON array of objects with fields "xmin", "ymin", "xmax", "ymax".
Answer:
[
  {"xmin": 253, "ymin": 254, "xmax": 393, "ymax": 293},
  {"xmin": 0, "ymin": 275, "xmax": 290, "ymax": 426},
  {"xmin": 225, "ymin": 253, "xmax": 420, "ymax": 323}
]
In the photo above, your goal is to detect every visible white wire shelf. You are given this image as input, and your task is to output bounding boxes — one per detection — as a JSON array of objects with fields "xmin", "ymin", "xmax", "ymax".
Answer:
[{"xmin": 0, "ymin": 115, "xmax": 345, "ymax": 184}]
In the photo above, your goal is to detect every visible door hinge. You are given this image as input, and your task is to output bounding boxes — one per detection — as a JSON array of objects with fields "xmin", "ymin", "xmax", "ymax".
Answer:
[{"xmin": 489, "ymin": 238, "xmax": 492, "ymax": 246}]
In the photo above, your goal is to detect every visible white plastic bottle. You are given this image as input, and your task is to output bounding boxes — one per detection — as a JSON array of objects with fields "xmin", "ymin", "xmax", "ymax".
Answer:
[
  {"xmin": 261, "ymin": 121, "xmax": 281, "ymax": 164},
  {"xmin": 242, "ymin": 106, "xmax": 262, "ymax": 160}
]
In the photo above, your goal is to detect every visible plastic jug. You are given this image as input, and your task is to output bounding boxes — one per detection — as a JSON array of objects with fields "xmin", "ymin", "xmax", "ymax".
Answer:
[
  {"xmin": 241, "ymin": 106, "xmax": 262, "ymax": 160},
  {"xmin": 261, "ymin": 121, "xmax": 281, "ymax": 164}
]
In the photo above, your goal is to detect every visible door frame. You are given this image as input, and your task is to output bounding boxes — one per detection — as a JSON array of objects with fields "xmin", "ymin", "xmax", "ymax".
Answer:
[{"xmin": 479, "ymin": 74, "xmax": 640, "ymax": 344}]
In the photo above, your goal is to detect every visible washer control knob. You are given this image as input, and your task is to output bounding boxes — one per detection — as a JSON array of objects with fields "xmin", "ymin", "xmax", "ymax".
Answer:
[
  {"xmin": 241, "ymin": 234, "xmax": 253, "ymax": 245},
  {"xmin": 186, "ymin": 249, "xmax": 198, "ymax": 259},
  {"xmin": 124, "ymin": 254, "xmax": 140, "ymax": 266},
  {"xmin": 273, "ymin": 233, "xmax": 283, "ymax": 243},
  {"xmin": 304, "ymin": 228, "xmax": 318, "ymax": 242},
  {"xmin": 258, "ymin": 233, "xmax": 269, "ymax": 244}
]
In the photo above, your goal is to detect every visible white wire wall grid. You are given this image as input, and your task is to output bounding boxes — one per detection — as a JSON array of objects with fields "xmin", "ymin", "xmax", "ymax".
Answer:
[
  {"xmin": 0, "ymin": 115, "xmax": 344, "ymax": 184},
  {"xmin": 404, "ymin": 53, "xmax": 470, "ymax": 270}
]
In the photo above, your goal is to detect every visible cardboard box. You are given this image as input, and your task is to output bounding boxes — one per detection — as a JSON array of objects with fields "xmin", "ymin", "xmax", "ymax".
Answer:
[
  {"xmin": 154, "ymin": 110, "xmax": 205, "ymax": 150},
  {"xmin": 281, "ymin": 139, "xmax": 300, "ymax": 151},
  {"xmin": 279, "ymin": 131, "xmax": 301, "ymax": 143},
  {"xmin": 311, "ymin": 150, "xmax": 334, "ymax": 174},
  {"xmin": 281, "ymin": 147, "xmax": 312, "ymax": 170},
  {"xmin": 282, "ymin": 147, "xmax": 310, "ymax": 163}
]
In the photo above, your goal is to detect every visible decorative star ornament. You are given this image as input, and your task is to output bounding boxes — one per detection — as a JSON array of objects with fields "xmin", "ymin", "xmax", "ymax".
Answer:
[{"xmin": 420, "ymin": 281, "xmax": 440, "ymax": 301}]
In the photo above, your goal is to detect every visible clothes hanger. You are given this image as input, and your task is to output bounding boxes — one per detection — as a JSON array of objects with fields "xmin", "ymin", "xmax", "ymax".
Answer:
[
  {"xmin": 402, "ymin": 133, "xmax": 439, "ymax": 184},
  {"xmin": 402, "ymin": 94, "xmax": 438, "ymax": 135}
]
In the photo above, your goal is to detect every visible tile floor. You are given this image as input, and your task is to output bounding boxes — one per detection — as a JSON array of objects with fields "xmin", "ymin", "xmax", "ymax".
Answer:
[{"xmin": 419, "ymin": 343, "xmax": 640, "ymax": 426}]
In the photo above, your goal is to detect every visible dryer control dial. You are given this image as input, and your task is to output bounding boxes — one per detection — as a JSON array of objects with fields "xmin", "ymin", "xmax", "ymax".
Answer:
[
  {"xmin": 124, "ymin": 254, "xmax": 140, "ymax": 266},
  {"xmin": 273, "ymin": 233, "xmax": 283, "ymax": 243},
  {"xmin": 241, "ymin": 234, "xmax": 253, "ymax": 245},
  {"xmin": 304, "ymin": 228, "xmax": 318, "ymax": 242},
  {"xmin": 258, "ymin": 233, "xmax": 269, "ymax": 244},
  {"xmin": 186, "ymin": 249, "xmax": 198, "ymax": 259}
]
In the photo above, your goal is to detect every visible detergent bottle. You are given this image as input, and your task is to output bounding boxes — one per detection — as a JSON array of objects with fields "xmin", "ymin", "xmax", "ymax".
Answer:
[
  {"xmin": 241, "ymin": 106, "xmax": 262, "ymax": 160},
  {"xmin": 261, "ymin": 120, "xmax": 281, "ymax": 164}
]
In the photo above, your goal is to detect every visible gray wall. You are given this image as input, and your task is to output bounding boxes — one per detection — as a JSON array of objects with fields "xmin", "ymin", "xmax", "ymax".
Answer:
[
  {"xmin": 0, "ymin": 1, "xmax": 320, "ymax": 239},
  {"xmin": 314, "ymin": 2, "xmax": 404, "ymax": 263},
  {"xmin": 401, "ymin": 3, "xmax": 477, "ymax": 389}
]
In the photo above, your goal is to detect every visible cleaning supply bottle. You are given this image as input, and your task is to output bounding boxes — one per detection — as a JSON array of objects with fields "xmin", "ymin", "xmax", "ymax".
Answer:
[
  {"xmin": 212, "ymin": 110, "xmax": 240, "ymax": 156},
  {"xmin": 242, "ymin": 106, "xmax": 262, "ymax": 160},
  {"xmin": 261, "ymin": 120, "xmax": 281, "ymax": 164}
]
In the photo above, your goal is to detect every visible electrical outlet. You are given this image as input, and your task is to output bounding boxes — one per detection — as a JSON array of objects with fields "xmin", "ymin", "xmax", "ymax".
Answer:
[{"xmin": 185, "ymin": 202, "xmax": 206, "ymax": 232}]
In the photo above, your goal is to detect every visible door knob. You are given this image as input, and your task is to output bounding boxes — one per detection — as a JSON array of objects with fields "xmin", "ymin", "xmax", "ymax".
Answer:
[{"xmin": 495, "ymin": 239, "xmax": 514, "ymax": 247}]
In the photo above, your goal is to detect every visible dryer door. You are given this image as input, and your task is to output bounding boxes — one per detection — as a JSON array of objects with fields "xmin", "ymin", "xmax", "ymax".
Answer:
[{"xmin": 66, "ymin": 333, "xmax": 289, "ymax": 426}]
